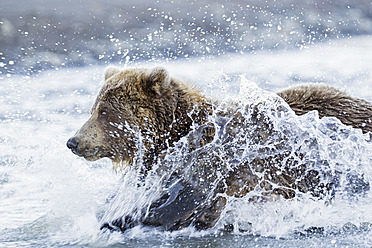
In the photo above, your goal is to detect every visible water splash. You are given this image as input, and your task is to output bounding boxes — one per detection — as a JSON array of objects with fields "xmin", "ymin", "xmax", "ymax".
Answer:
[
  {"xmin": 97, "ymin": 75, "xmax": 371, "ymax": 240},
  {"xmin": 1, "ymin": 38, "xmax": 372, "ymax": 246}
]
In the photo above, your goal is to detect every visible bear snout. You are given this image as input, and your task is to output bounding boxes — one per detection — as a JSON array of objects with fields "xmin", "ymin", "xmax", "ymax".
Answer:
[{"xmin": 66, "ymin": 137, "xmax": 79, "ymax": 154}]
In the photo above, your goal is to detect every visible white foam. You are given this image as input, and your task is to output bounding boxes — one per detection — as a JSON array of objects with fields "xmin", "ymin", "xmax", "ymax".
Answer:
[{"xmin": 0, "ymin": 36, "xmax": 371, "ymax": 246}]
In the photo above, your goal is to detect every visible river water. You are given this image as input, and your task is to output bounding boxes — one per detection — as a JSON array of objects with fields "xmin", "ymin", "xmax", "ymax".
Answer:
[{"xmin": 0, "ymin": 36, "xmax": 372, "ymax": 247}]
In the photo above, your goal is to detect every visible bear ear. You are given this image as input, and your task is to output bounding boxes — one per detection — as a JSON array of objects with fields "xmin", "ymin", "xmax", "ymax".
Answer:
[
  {"xmin": 144, "ymin": 66, "xmax": 170, "ymax": 95},
  {"xmin": 104, "ymin": 66, "xmax": 122, "ymax": 80}
]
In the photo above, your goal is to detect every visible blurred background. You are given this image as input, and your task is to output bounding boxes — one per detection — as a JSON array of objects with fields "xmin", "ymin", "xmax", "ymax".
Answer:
[{"xmin": 1, "ymin": 0, "xmax": 372, "ymax": 75}]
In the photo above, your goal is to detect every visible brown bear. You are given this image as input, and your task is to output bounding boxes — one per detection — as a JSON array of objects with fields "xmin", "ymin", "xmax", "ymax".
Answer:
[{"xmin": 67, "ymin": 66, "xmax": 372, "ymax": 232}]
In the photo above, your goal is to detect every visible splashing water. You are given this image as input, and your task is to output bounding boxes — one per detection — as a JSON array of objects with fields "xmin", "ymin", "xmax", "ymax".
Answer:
[
  {"xmin": 1, "ymin": 39, "xmax": 372, "ymax": 247},
  {"xmin": 98, "ymin": 75, "xmax": 371, "ymax": 238}
]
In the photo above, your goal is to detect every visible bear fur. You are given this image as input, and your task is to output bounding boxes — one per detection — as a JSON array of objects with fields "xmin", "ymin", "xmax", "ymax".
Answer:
[
  {"xmin": 278, "ymin": 84, "xmax": 372, "ymax": 133},
  {"xmin": 67, "ymin": 66, "xmax": 372, "ymax": 232}
]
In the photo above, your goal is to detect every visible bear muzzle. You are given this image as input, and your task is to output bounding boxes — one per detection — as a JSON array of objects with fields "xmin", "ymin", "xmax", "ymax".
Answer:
[
  {"xmin": 66, "ymin": 136, "xmax": 102, "ymax": 160},
  {"xmin": 66, "ymin": 137, "xmax": 80, "ymax": 155}
]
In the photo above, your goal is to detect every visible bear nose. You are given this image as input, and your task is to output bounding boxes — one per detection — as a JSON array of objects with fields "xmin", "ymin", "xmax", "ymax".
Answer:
[{"xmin": 66, "ymin": 137, "xmax": 79, "ymax": 154}]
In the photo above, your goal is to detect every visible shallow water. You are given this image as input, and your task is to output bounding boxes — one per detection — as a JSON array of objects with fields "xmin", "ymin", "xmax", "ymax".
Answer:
[{"xmin": 0, "ymin": 37, "xmax": 372, "ymax": 247}]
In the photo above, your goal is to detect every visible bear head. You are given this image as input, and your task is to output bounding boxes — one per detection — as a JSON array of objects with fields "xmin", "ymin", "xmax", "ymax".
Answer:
[{"xmin": 67, "ymin": 66, "xmax": 210, "ymax": 165}]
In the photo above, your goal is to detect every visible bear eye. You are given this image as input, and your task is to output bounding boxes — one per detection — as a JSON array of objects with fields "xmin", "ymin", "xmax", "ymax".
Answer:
[{"xmin": 99, "ymin": 109, "xmax": 108, "ymax": 117}]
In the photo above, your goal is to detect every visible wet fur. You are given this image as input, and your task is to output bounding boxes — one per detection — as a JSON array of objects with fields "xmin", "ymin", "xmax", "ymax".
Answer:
[
  {"xmin": 278, "ymin": 84, "xmax": 372, "ymax": 133},
  {"xmin": 67, "ymin": 67, "xmax": 372, "ymax": 232}
]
